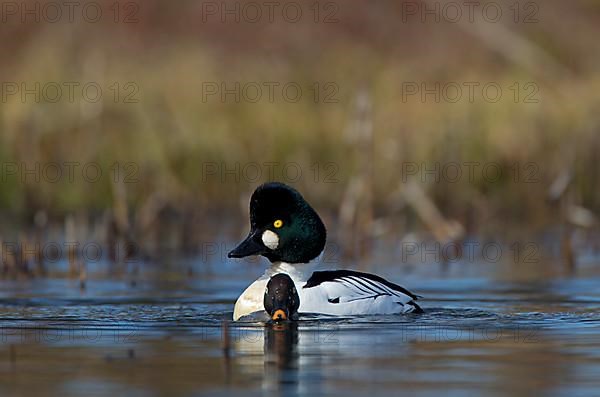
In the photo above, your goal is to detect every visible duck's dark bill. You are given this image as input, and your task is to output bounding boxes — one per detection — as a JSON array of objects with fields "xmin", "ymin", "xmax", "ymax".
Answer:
[
  {"xmin": 228, "ymin": 234, "xmax": 265, "ymax": 258},
  {"xmin": 271, "ymin": 309, "xmax": 288, "ymax": 321}
]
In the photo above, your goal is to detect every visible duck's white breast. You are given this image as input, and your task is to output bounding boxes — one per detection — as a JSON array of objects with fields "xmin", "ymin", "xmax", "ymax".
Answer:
[
  {"xmin": 233, "ymin": 277, "xmax": 268, "ymax": 321},
  {"xmin": 233, "ymin": 262, "xmax": 315, "ymax": 321}
]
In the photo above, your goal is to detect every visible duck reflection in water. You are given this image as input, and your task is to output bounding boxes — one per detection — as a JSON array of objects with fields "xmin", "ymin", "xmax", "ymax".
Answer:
[{"xmin": 264, "ymin": 321, "xmax": 299, "ymax": 370}]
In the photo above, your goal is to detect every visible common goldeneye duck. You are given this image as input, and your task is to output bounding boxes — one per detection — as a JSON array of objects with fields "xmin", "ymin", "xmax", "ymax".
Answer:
[
  {"xmin": 264, "ymin": 273, "xmax": 300, "ymax": 322},
  {"xmin": 229, "ymin": 182, "xmax": 423, "ymax": 320}
]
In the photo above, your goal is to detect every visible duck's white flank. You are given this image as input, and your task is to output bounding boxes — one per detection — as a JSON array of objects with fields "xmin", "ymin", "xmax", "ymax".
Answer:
[{"xmin": 233, "ymin": 261, "xmax": 419, "ymax": 320}]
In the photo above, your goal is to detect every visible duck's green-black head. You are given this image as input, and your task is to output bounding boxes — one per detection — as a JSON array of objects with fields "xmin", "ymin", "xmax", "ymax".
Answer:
[{"xmin": 228, "ymin": 182, "xmax": 326, "ymax": 264}]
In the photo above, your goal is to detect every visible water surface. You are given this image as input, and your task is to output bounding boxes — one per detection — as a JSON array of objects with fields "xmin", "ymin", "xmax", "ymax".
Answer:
[{"xmin": 1, "ymin": 259, "xmax": 599, "ymax": 397}]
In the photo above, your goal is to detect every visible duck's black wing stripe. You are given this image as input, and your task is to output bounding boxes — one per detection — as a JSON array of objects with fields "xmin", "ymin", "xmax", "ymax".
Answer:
[
  {"xmin": 357, "ymin": 276, "xmax": 398, "ymax": 297},
  {"xmin": 340, "ymin": 277, "xmax": 374, "ymax": 296},
  {"xmin": 345, "ymin": 276, "xmax": 395, "ymax": 301},
  {"xmin": 348, "ymin": 276, "xmax": 392, "ymax": 297},
  {"xmin": 303, "ymin": 270, "xmax": 420, "ymax": 300}
]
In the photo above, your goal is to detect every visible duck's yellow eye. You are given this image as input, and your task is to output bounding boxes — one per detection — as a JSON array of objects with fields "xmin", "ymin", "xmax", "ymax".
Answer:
[{"xmin": 273, "ymin": 219, "xmax": 283, "ymax": 228}]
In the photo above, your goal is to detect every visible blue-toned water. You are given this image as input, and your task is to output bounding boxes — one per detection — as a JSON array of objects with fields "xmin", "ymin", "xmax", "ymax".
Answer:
[{"xmin": 1, "ymin": 257, "xmax": 599, "ymax": 397}]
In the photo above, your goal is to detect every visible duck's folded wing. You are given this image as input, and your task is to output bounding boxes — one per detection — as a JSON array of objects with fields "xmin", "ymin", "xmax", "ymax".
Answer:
[{"xmin": 302, "ymin": 270, "xmax": 422, "ymax": 310}]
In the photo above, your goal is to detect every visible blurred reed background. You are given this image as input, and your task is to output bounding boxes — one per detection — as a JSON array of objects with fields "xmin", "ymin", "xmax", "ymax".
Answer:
[{"xmin": 0, "ymin": 0, "xmax": 599, "ymax": 276}]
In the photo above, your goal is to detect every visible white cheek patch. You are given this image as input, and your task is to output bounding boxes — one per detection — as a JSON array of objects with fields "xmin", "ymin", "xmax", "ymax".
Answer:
[{"xmin": 261, "ymin": 230, "xmax": 279, "ymax": 250}]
